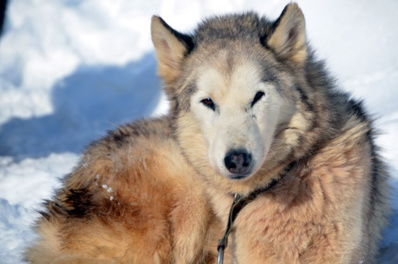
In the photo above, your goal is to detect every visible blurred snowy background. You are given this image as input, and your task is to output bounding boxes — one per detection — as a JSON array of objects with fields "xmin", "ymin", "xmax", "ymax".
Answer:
[{"xmin": 0, "ymin": 0, "xmax": 397, "ymax": 263}]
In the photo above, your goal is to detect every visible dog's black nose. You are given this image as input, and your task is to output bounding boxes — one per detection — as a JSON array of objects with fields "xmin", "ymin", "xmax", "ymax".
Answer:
[{"xmin": 224, "ymin": 150, "xmax": 252, "ymax": 175}]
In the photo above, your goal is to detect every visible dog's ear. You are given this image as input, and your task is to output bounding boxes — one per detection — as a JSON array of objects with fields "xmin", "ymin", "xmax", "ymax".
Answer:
[
  {"xmin": 151, "ymin": 16, "xmax": 193, "ymax": 84},
  {"xmin": 266, "ymin": 3, "xmax": 307, "ymax": 66}
]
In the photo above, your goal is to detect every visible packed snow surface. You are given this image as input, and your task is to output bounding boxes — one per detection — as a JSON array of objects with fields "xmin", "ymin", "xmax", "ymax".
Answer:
[{"xmin": 0, "ymin": 0, "xmax": 397, "ymax": 263}]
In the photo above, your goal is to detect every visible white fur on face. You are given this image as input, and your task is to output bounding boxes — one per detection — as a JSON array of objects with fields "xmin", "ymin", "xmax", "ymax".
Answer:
[{"xmin": 191, "ymin": 60, "xmax": 288, "ymax": 180}]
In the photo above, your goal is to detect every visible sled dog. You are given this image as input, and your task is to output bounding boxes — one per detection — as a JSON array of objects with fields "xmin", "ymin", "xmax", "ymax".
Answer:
[{"xmin": 27, "ymin": 3, "xmax": 390, "ymax": 264}]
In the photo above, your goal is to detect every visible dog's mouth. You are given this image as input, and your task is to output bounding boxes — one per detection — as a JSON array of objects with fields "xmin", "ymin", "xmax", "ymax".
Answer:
[
  {"xmin": 227, "ymin": 173, "xmax": 251, "ymax": 181},
  {"xmin": 213, "ymin": 165, "xmax": 255, "ymax": 181}
]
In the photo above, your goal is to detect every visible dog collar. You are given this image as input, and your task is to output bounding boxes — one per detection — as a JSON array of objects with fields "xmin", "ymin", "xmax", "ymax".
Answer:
[{"xmin": 217, "ymin": 163, "xmax": 293, "ymax": 264}]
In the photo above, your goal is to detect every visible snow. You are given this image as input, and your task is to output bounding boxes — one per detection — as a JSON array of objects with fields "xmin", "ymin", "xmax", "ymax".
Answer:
[
  {"xmin": 0, "ymin": 0, "xmax": 397, "ymax": 263},
  {"xmin": 0, "ymin": 153, "xmax": 79, "ymax": 263}
]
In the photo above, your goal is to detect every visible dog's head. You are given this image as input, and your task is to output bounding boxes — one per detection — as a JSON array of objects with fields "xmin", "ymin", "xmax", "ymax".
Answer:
[{"xmin": 151, "ymin": 4, "xmax": 320, "ymax": 192}]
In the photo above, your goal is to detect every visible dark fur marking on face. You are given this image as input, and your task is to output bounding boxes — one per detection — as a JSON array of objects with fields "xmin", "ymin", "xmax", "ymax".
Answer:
[
  {"xmin": 226, "ymin": 52, "xmax": 235, "ymax": 74},
  {"xmin": 259, "ymin": 67, "xmax": 278, "ymax": 84},
  {"xmin": 175, "ymin": 81, "xmax": 197, "ymax": 113}
]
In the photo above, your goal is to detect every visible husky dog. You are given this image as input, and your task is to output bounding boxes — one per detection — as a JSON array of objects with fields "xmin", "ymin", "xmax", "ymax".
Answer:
[{"xmin": 27, "ymin": 3, "xmax": 390, "ymax": 264}]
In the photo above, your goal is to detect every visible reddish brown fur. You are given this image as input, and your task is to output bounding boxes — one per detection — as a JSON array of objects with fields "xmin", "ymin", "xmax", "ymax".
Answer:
[
  {"xmin": 229, "ymin": 120, "xmax": 379, "ymax": 263},
  {"xmin": 27, "ymin": 118, "xmax": 218, "ymax": 263}
]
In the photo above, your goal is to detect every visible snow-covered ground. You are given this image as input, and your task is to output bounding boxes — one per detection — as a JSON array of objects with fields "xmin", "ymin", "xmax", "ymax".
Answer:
[{"xmin": 0, "ymin": 0, "xmax": 397, "ymax": 263}]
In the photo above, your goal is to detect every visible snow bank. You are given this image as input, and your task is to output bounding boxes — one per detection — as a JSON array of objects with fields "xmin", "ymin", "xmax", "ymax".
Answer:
[{"xmin": 0, "ymin": 153, "xmax": 79, "ymax": 263}]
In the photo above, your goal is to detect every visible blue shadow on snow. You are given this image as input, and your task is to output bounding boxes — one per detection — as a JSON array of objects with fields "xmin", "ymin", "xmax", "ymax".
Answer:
[{"xmin": 0, "ymin": 53, "xmax": 162, "ymax": 159}]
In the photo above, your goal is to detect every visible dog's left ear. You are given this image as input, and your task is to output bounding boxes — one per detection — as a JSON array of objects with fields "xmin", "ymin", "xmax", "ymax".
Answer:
[
  {"xmin": 151, "ymin": 16, "xmax": 193, "ymax": 84},
  {"xmin": 266, "ymin": 3, "xmax": 307, "ymax": 66}
]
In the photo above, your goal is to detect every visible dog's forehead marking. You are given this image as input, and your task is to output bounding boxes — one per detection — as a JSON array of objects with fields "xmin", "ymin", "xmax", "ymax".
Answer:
[
  {"xmin": 230, "ymin": 62, "xmax": 263, "ymax": 92},
  {"xmin": 196, "ymin": 58, "xmax": 263, "ymax": 104}
]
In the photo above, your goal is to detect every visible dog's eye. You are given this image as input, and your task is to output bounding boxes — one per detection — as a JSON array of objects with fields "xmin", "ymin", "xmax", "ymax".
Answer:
[
  {"xmin": 251, "ymin": 91, "xmax": 265, "ymax": 107},
  {"xmin": 201, "ymin": 98, "xmax": 216, "ymax": 111}
]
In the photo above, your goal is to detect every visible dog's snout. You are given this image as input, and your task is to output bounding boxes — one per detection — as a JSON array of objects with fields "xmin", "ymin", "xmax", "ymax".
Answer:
[{"xmin": 224, "ymin": 150, "xmax": 252, "ymax": 176}]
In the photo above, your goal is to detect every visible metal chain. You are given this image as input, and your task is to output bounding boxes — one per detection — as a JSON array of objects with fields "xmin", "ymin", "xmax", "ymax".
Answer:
[{"xmin": 217, "ymin": 194, "xmax": 244, "ymax": 264}]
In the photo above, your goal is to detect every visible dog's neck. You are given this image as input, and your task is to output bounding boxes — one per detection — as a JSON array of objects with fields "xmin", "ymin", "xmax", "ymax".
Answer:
[
  {"xmin": 227, "ymin": 161, "xmax": 294, "ymax": 198},
  {"xmin": 217, "ymin": 162, "xmax": 295, "ymax": 263}
]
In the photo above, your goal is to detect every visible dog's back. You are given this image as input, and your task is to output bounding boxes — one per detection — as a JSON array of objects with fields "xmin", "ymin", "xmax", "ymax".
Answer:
[{"xmin": 26, "ymin": 117, "xmax": 217, "ymax": 263}]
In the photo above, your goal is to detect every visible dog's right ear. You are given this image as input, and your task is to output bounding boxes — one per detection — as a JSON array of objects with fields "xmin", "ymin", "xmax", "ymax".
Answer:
[{"xmin": 151, "ymin": 16, "xmax": 193, "ymax": 84}]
